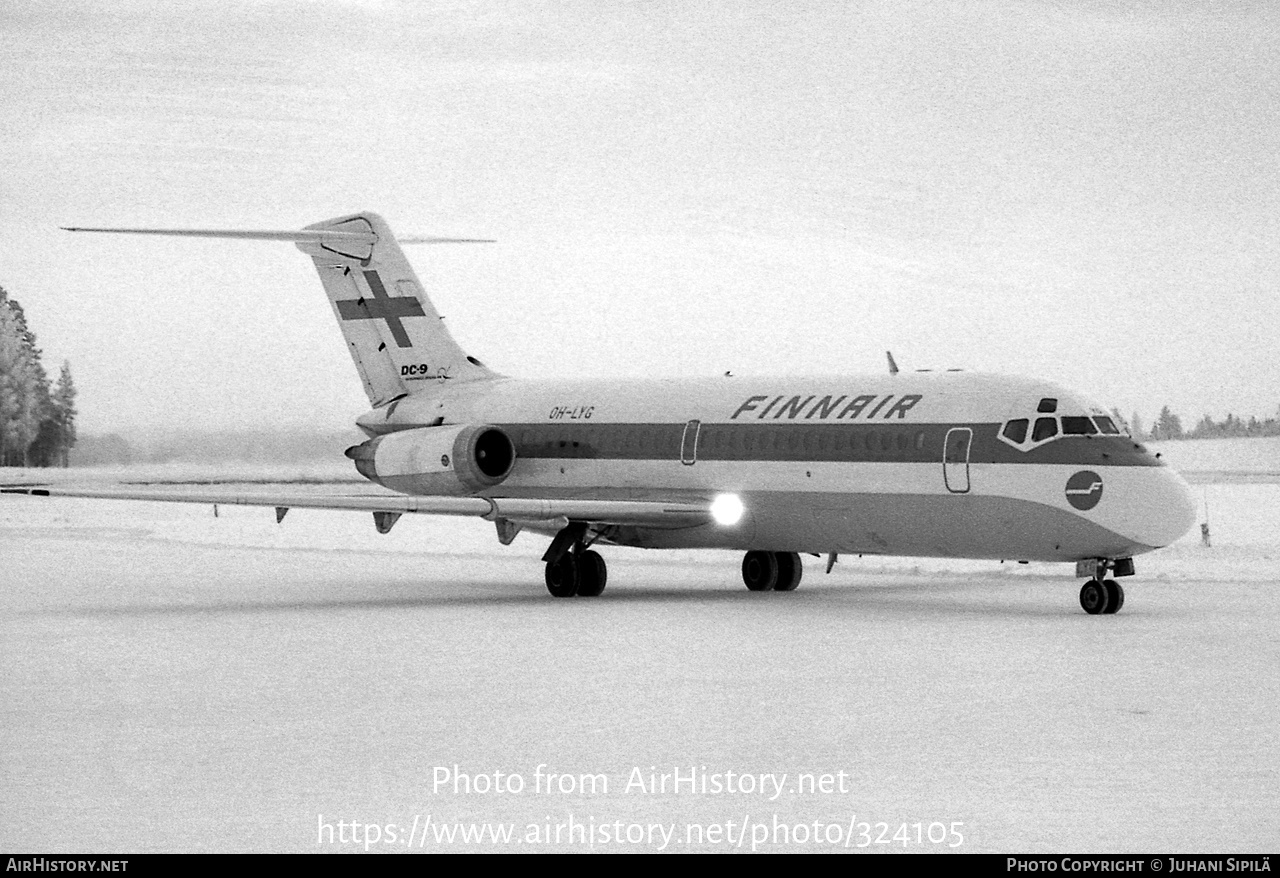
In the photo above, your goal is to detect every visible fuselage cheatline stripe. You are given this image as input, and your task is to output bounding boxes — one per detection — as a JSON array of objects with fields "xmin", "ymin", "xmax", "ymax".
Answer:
[{"xmin": 466, "ymin": 421, "xmax": 1163, "ymax": 467}]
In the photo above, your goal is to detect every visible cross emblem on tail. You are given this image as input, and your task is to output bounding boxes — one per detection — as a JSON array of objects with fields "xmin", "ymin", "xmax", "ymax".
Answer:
[{"xmin": 335, "ymin": 270, "xmax": 425, "ymax": 348}]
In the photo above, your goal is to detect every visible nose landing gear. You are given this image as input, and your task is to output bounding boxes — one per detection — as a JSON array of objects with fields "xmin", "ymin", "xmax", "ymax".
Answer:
[
  {"xmin": 1077, "ymin": 558, "xmax": 1130, "ymax": 615},
  {"xmin": 1079, "ymin": 578, "xmax": 1124, "ymax": 614}
]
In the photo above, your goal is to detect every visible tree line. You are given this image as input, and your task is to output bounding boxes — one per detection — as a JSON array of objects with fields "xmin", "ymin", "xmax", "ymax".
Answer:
[
  {"xmin": 0, "ymin": 285, "xmax": 76, "ymax": 467},
  {"xmin": 1130, "ymin": 406, "xmax": 1280, "ymax": 442}
]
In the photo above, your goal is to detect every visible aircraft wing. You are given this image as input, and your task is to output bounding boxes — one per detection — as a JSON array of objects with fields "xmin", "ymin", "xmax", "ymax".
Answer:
[{"xmin": 0, "ymin": 484, "xmax": 714, "ymax": 528}]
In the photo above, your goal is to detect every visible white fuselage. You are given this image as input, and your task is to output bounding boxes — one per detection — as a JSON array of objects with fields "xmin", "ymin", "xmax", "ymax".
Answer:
[{"xmin": 354, "ymin": 370, "xmax": 1197, "ymax": 562}]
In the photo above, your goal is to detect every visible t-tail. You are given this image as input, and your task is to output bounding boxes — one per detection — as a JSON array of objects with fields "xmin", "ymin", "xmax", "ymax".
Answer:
[
  {"xmin": 295, "ymin": 212, "xmax": 500, "ymax": 404},
  {"xmin": 63, "ymin": 211, "xmax": 502, "ymax": 406}
]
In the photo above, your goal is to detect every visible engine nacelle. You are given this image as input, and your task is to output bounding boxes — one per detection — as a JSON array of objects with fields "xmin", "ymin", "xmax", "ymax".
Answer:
[{"xmin": 345, "ymin": 424, "xmax": 516, "ymax": 495}]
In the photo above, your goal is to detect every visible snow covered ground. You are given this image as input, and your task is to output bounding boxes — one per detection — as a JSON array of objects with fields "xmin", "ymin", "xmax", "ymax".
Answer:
[{"xmin": 2, "ymin": 442, "xmax": 1277, "ymax": 853}]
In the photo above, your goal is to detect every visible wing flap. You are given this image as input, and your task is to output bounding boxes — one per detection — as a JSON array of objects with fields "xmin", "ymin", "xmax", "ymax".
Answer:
[{"xmin": 1, "ymin": 485, "xmax": 713, "ymax": 527}]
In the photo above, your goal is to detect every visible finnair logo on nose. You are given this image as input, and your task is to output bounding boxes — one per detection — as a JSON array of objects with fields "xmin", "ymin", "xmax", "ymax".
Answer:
[{"xmin": 1065, "ymin": 471, "xmax": 1104, "ymax": 510}]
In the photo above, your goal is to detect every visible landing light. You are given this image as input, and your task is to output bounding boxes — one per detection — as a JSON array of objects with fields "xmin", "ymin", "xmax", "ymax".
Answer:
[{"xmin": 711, "ymin": 493, "xmax": 745, "ymax": 526}]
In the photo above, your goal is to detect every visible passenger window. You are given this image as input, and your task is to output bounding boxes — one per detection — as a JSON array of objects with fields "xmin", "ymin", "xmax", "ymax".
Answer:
[
  {"xmin": 915, "ymin": 431, "xmax": 926, "ymax": 451},
  {"xmin": 1002, "ymin": 419, "xmax": 1029, "ymax": 444},
  {"xmin": 1061, "ymin": 416, "xmax": 1098, "ymax": 435},
  {"xmin": 1094, "ymin": 416, "xmax": 1120, "ymax": 435},
  {"xmin": 1032, "ymin": 417, "xmax": 1058, "ymax": 442}
]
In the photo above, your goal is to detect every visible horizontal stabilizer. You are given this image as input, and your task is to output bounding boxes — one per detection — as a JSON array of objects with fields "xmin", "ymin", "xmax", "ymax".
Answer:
[
  {"xmin": 397, "ymin": 237, "xmax": 496, "ymax": 245},
  {"xmin": 62, "ymin": 226, "xmax": 377, "ymax": 244},
  {"xmin": 61, "ymin": 227, "xmax": 493, "ymax": 245}
]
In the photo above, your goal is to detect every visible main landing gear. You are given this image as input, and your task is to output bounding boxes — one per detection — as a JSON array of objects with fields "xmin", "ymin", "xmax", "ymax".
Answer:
[
  {"xmin": 741, "ymin": 550, "xmax": 803, "ymax": 592},
  {"xmin": 543, "ymin": 522, "xmax": 607, "ymax": 598},
  {"xmin": 1077, "ymin": 558, "xmax": 1132, "ymax": 615},
  {"xmin": 545, "ymin": 549, "xmax": 607, "ymax": 598}
]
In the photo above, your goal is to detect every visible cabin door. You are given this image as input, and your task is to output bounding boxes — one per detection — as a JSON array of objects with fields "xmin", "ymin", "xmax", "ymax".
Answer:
[
  {"xmin": 943, "ymin": 427, "xmax": 972, "ymax": 493},
  {"xmin": 680, "ymin": 419, "xmax": 701, "ymax": 465}
]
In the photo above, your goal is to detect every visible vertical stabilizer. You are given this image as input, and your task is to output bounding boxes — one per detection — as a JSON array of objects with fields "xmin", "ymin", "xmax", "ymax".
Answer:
[{"xmin": 295, "ymin": 212, "xmax": 500, "ymax": 405}]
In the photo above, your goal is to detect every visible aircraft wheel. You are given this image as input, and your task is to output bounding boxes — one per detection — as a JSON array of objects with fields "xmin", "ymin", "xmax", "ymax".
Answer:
[
  {"xmin": 1079, "ymin": 579, "xmax": 1111, "ymax": 615},
  {"xmin": 1102, "ymin": 579, "xmax": 1124, "ymax": 614},
  {"xmin": 545, "ymin": 555, "xmax": 579, "ymax": 598},
  {"xmin": 774, "ymin": 552, "xmax": 803, "ymax": 592},
  {"xmin": 576, "ymin": 550, "xmax": 608, "ymax": 597},
  {"xmin": 742, "ymin": 550, "xmax": 779, "ymax": 591}
]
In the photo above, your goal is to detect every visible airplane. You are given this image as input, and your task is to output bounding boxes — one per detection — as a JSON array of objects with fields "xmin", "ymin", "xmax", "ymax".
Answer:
[{"xmin": 3, "ymin": 211, "xmax": 1198, "ymax": 612}]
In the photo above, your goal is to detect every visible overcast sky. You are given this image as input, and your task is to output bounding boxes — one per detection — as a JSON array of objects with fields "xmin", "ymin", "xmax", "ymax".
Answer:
[{"xmin": 2, "ymin": 0, "xmax": 1277, "ymax": 434}]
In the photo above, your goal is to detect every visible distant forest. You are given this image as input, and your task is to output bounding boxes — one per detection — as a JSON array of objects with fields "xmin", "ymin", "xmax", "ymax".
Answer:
[
  {"xmin": 1130, "ymin": 406, "xmax": 1280, "ymax": 442},
  {"xmin": 0, "ymin": 285, "xmax": 76, "ymax": 467}
]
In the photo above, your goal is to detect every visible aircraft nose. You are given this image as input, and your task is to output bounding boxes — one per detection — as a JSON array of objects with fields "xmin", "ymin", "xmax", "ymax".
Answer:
[{"xmin": 1134, "ymin": 467, "xmax": 1198, "ymax": 549}]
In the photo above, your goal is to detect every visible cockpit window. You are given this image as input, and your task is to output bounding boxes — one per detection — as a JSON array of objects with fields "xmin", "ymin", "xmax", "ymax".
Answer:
[
  {"xmin": 1002, "ymin": 419, "xmax": 1029, "ymax": 444},
  {"xmin": 1032, "ymin": 417, "xmax": 1058, "ymax": 442},
  {"xmin": 1094, "ymin": 416, "xmax": 1120, "ymax": 435},
  {"xmin": 1037, "ymin": 398, "xmax": 1058, "ymax": 414},
  {"xmin": 1061, "ymin": 416, "xmax": 1098, "ymax": 435}
]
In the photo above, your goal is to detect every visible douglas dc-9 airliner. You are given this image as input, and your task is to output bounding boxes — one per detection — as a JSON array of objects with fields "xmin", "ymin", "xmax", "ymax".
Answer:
[{"xmin": 5, "ymin": 212, "xmax": 1197, "ymax": 612}]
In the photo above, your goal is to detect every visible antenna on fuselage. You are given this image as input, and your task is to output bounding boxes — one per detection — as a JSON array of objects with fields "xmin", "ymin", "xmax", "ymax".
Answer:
[{"xmin": 886, "ymin": 351, "xmax": 899, "ymax": 375}]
